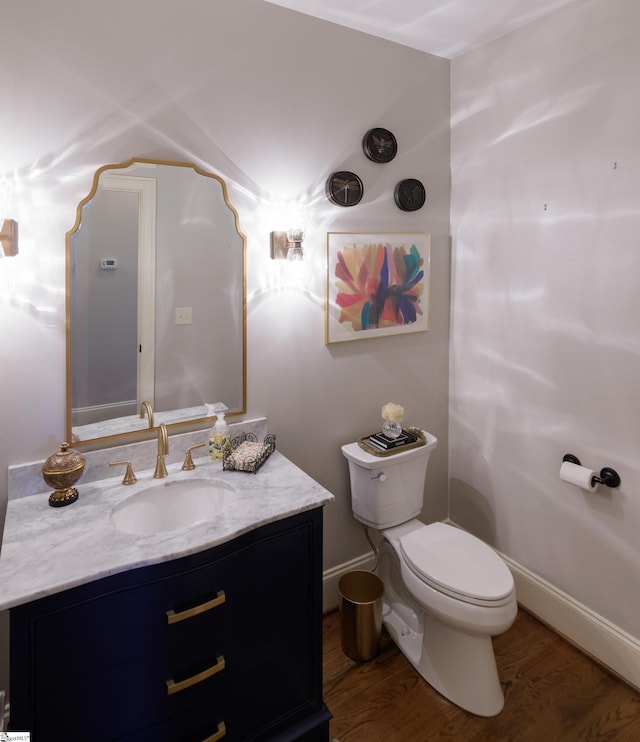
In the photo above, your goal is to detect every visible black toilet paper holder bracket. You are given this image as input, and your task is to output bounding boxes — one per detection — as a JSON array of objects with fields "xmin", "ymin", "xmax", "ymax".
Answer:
[{"xmin": 562, "ymin": 454, "xmax": 621, "ymax": 488}]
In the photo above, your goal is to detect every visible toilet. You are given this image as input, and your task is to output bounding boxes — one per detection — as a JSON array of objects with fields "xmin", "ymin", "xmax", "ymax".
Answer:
[{"xmin": 341, "ymin": 430, "xmax": 517, "ymax": 717}]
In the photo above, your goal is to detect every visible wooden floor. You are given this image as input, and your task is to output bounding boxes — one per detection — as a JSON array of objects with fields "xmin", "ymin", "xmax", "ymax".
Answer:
[{"xmin": 322, "ymin": 608, "xmax": 640, "ymax": 741}]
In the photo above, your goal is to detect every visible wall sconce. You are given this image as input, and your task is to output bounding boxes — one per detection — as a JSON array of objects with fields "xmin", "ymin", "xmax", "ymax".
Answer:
[
  {"xmin": 0, "ymin": 219, "xmax": 17, "ymax": 256},
  {"xmin": 270, "ymin": 227, "xmax": 305, "ymax": 261}
]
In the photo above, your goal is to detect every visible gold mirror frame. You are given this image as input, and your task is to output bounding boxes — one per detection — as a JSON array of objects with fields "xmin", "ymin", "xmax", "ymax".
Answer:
[{"xmin": 65, "ymin": 158, "xmax": 247, "ymax": 448}]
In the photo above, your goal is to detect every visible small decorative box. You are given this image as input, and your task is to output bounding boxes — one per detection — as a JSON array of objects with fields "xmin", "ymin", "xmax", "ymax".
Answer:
[{"xmin": 223, "ymin": 432, "xmax": 276, "ymax": 473}]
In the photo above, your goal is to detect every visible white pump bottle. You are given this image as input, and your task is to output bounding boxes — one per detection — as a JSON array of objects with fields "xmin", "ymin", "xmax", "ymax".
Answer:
[{"xmin": 206, "ymin": 403, "xmax": 231, "ymax": 461}]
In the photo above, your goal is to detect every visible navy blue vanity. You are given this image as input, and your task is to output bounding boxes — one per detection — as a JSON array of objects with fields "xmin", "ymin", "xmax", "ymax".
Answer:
[{"xmin": 2, "ymin": 446, "xmax": 334, "ymax": 741}]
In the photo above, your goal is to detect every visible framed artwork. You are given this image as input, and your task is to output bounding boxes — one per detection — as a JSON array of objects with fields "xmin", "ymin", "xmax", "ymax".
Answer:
[{"xmin": 326, "ymin": 232, "xmax": 430, "ymax": 344}]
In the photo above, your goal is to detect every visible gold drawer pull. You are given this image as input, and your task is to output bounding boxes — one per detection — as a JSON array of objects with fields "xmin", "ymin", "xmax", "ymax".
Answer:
[
  {"xmin": 166, "ymin": 655, "xmax": 226, "ymax": 695},
  {"xmin": 202, "ymin": 720, "xmax": 226, "ymax": 742},
  {"xmin": 166, "ymin": 590, "xmax": 226, "ymax": 624}
]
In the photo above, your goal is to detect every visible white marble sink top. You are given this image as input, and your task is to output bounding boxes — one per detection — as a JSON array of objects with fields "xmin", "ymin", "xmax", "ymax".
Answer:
[{"xmin": 0, "ymin": 452, "xmax": 334, "ymax": 611}]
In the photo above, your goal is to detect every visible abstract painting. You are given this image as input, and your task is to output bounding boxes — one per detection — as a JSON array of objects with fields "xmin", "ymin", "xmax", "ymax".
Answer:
[{"xmin": 326, "ymin": 232, "xmax": 430, "ymax": 344}]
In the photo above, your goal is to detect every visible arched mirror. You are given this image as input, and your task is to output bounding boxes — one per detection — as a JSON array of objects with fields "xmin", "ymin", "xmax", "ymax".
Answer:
[{"xmin": 66, "ymin": 158, "xmax": 246, "ymax": 446}]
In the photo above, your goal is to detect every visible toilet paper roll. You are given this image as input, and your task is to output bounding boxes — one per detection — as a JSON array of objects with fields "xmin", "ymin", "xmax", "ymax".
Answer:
[{"xmin": 560, "ymin": 461, "xmax": 598, "ymax": 492}]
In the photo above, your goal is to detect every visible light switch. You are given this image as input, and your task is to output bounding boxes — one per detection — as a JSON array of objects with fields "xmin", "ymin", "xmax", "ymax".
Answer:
[{"xmin": 175, "ymin": 307, "xmax": 192, "ymax": 325}]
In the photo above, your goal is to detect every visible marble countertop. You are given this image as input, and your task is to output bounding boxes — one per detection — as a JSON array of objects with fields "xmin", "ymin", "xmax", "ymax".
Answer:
[{"xmin": 0, "ymin": 451, "xmax": 334, "ymax": 611}]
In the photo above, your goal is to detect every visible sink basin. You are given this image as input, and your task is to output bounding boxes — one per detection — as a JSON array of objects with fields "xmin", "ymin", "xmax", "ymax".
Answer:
[{"xmin": 110, "ymin": 478, "xmax": 233, "ymax": 536}]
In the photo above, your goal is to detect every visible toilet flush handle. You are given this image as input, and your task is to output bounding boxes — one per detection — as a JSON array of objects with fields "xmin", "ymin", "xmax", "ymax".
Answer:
[{"xmin": 371, "ymin": 472, "xmax": 386, "ymax": 482}]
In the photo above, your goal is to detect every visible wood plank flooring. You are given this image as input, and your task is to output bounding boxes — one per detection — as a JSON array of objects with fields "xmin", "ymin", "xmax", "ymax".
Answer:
[{"xmin": 322, "ymin": 608, "xmax": 640, "ymax": 741}]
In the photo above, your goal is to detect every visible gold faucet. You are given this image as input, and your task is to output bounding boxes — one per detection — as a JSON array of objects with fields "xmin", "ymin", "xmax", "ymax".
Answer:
[
  {"xmin": 182, "ymin": 442, "xmax": 206, "ymax": 470},
  {"xmin": 154, "ymin": 423, "xmax": 169, "ymax": 478},
  {"xmin": 140, "ymin": 400, "xmax": 154, "ymax": 430}
]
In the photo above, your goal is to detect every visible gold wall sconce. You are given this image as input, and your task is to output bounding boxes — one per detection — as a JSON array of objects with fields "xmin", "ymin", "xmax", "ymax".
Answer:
[
  {"xmin": 270, "ymin": 228, "xmax": 305, "ymax": 261},
  {"xmin": 0, "ymin": 219, "xmax": 17, "ymax": 256}
]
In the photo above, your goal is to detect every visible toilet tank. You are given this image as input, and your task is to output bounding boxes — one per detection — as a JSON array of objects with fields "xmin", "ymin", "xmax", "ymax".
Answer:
[{"xmin": 341, "ymin": 431, "xmax": 437, "ymax": 529}]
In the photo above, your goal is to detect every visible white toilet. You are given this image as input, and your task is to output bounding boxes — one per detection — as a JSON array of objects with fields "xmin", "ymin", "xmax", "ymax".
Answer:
[{"xmin": 341, "ymin": 430, "xmax": 517, "ymax": 717}]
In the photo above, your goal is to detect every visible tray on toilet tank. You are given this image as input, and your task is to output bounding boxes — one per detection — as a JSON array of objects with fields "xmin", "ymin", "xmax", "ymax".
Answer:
[{"xmin": 358, "ymin": 427, "xmax": 426, "ymax": 457}]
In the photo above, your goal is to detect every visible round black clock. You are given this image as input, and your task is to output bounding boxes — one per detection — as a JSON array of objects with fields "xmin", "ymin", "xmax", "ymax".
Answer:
[
  {"xmin": 326, "ymin": 171, "xmax": 364, "ymax": 207},
  {"xmin": 394, "ymin": 178, "xmax": 426, "ymax": 211},
  {"xmin": 363, "ymin": 127, "xmax": 397, "ymax": 163}
]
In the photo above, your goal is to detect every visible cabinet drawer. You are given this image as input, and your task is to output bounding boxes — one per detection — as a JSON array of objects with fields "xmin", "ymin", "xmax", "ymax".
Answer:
[
  {"xmin": 120, "ymin": 711, "xmax": 228, "ymax": 742},
  {"xmin": 11, "ymin": 558, "xmax": 234, "ymax": 739},
  {"xmin": 25, "ymin": 565, "xmax": 231, "ymax": 678},
  {"xmin": 167, "ymin": 588, "xmax": 228, "ymax": 672},
  {"xmin": 25, "ymin": 645, "xmax": 229, "ymax": 740}
]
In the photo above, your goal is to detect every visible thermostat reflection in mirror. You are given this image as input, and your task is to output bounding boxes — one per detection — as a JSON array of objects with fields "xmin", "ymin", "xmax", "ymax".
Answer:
[{"xmin": 223, "ymin": 432, "xmax": 276, "ymax": 473}]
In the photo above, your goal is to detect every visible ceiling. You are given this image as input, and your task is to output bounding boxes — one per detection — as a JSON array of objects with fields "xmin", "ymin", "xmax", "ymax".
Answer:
[{"xmin": 263, "ymin": 0, "xmax": 578, "ymax": 59}]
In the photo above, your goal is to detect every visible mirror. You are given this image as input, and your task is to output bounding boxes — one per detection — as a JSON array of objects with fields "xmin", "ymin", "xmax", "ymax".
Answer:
[{"xmin": 66, "ymin": 158, "xmax": 246, "ymax": 446}]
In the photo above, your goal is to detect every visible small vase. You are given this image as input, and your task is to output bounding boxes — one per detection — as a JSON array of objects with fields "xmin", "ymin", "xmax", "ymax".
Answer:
[{"xmin": 382, "ymin": 419, "xmax": 402, "ymax": 439}]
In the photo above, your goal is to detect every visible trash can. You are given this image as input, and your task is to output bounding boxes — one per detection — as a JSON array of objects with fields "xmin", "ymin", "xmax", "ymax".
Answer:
[{"xmin": 338, "ymin": 570, "xmax": 384, "ymax": 661}]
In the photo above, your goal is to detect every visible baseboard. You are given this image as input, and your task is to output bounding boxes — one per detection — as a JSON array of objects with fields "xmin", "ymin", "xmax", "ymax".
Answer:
[
  {"xmin": 322, "ymin": 547, "xmax": 640, "ymax": 690},
  {"xmin": 500, "ymin": 552, "xmax": 640, "ymax": 691},
  {"xmin": 323, "ymin": 552, "xmax": 375, "ymax": 614}
]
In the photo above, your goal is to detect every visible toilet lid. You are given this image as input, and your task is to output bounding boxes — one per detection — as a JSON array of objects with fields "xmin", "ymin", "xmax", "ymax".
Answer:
[{"xmin": 399, "ymin": 523, "xmax": 514, "ymax": 604}]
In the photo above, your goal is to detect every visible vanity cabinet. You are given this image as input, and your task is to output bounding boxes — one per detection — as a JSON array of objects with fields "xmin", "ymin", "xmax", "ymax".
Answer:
[{"xmin": 9, "ymin": 508, "xmax": 330, "ymax": 741}]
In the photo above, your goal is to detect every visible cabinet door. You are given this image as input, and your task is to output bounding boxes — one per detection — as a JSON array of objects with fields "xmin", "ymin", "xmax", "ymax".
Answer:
[{"xmin": 223, "ymin": 516, "xmax": 324, "ymax": 740}]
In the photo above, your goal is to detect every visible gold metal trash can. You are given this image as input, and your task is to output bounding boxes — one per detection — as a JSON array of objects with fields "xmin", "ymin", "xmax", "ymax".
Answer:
[{"xmin": 338, "ymin": 570, "xmax": 384, "ymax": 661}]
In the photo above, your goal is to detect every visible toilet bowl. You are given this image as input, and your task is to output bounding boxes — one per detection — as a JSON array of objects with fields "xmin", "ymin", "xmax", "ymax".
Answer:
[
  {"xmin": 381, "ymin": 519, "xmax": 517, "ymax": 716},
  {"xmin": 341, "ymin": 432, "xmax": 517, "ymax": 717}
]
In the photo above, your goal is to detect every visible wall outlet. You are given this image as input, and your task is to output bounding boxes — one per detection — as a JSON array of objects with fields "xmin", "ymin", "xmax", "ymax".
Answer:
[{"xmin": 175, "ymin": 307, "xmax": 192, "ymax": 325}]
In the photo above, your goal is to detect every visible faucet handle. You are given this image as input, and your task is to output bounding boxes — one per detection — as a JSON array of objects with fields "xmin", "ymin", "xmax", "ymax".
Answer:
[
  {"xmin": 109, "ymin": 460, "xmax": 137, "ymax": 485},
  {"xmin": 182, "ymin": 442, "xmax": 206, "ymax": 471}
]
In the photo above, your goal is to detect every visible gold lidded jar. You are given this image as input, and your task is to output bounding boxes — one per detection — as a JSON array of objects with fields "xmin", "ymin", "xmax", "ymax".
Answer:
[{"xmin": 42, "ymin": 442, "xmax": 86, "ymax": 507}]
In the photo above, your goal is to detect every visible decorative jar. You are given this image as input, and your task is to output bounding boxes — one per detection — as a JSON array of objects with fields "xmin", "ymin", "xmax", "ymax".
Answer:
[{"xmin": 42, "ymin": 442, "xmax": 86, "ymax": 507}]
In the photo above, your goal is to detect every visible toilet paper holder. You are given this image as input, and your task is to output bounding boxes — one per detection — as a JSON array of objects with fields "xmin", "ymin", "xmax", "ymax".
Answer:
[{"xmin": 562, "ymin": 454, "xmax": 621, "ymax": 488}]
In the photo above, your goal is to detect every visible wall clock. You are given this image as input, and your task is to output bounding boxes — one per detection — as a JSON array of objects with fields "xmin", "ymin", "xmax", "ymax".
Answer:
[
  {"xmin": 363, "ymin": 127, "xmax": 397, "ymax": 163},
  {"xmin": 394, "ymin": 178, "xmax": 426, "ymax": 211},
  {"xmin": 325, "ymin": 171, "xmax": 364, "ymax": 207}
]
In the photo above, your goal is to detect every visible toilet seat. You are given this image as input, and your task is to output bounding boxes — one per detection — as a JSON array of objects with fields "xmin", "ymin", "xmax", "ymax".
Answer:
[{"xmin": 399, "ymin": 523, "xmax": 514, "ymax": 607}]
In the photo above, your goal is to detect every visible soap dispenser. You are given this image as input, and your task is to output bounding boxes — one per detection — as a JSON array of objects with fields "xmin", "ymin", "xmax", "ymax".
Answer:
[{"xmin": 206, "ymin": 403, "xmax": 231, "ymax": 461}]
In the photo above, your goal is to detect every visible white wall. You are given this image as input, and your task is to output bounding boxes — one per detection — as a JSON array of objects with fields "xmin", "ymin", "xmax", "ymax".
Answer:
[
  {"xmin": 450, "ymin": 0, "xmax": 640, "ymax": 639},
  {"xmin": 0, "ymin": 0, "xmax": 451, "ymax": 697}
]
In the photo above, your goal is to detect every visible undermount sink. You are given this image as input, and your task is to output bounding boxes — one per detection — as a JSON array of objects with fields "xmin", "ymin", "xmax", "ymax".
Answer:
[{"xmin": 110, "ymin": 478, "xmax": 233, "ymax": 536}]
